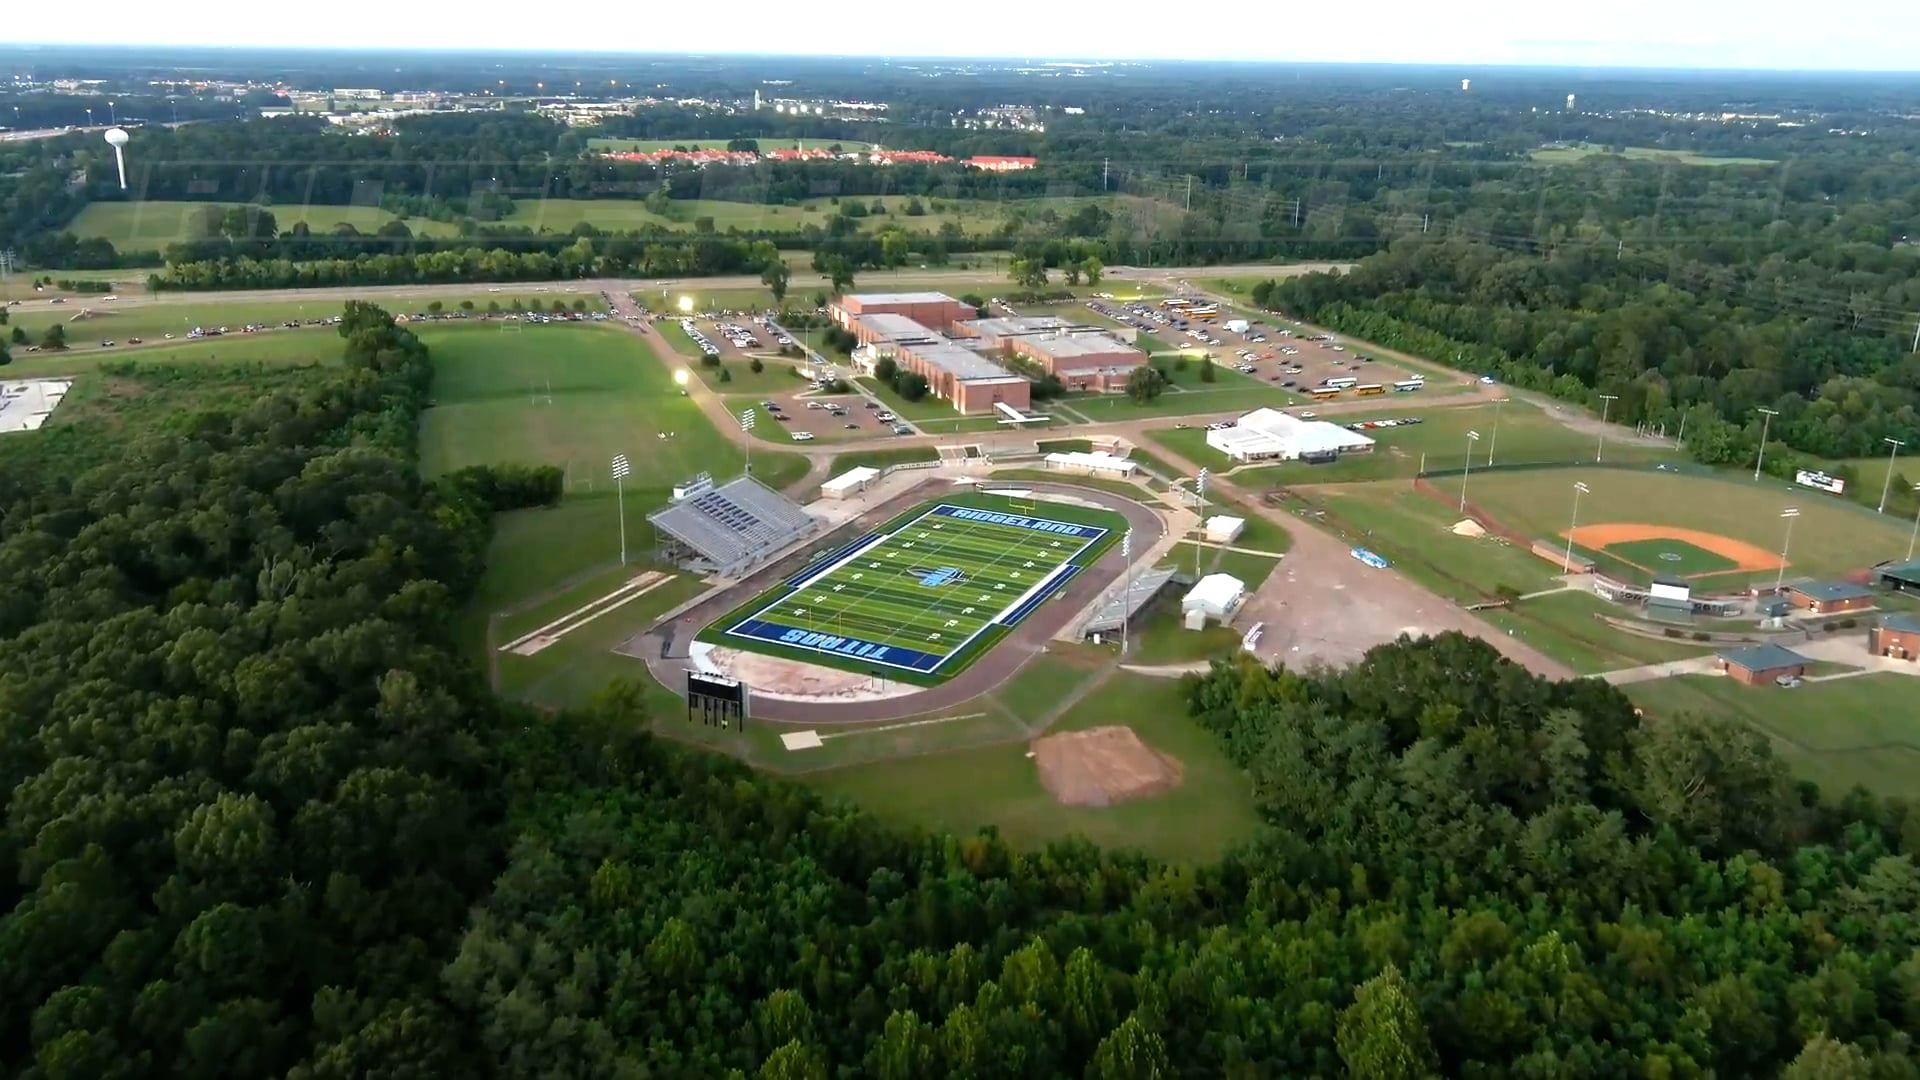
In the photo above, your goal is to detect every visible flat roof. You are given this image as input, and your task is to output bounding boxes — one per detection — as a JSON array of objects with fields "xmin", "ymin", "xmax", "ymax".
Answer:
[
  {"xmin": 1788, "ymin": 580, "xmax": 1876, "ymax": 602},
  {"xmin": 1015, "ymin": 332, "xmax": 1145, "ymax": 361},
  {"xmin": 842, "ymin": 291, "xmax": 962, "ymax": 306},
  {"xmin": 961, "ymin": 316, "xmax": 1074, "ymax": 337},
  {"xmin": 1716, "ymin": 643, "xmax": 1807, "ymax": 671},
  {"xmin": 854, "ymin": 312, "xmax": 939, "ymax": 341},
  {"xmin": 1880, "ymin": 612, "xmax": 1920, "ymax": 634},
  {"xmin": 1877, "ymin": 560, "xmax": 1920, "ymax": 583},
  {"xmin": 908, "ymin": 339, "xmax": 1018, "ymax": 381},
  {"xmin": 1219, "ymin": 407, "xmax": 1376, "ymax": 457}
]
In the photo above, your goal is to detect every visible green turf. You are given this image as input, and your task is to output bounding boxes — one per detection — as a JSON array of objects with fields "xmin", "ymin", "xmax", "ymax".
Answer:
[
  {"xmin": 698, "ymin": 491, "xmax": 1126, "ymax": 685},
  {"xmin": 804, "ymin": 672, "xmax": 1264, "ymax": 863},
  {"xmin": 1597, "ymin": 537, "xmax": 1740, "ymax": 578},
  {"xmin": 1459, "ymin": 468, "xmax": 1910, "ymax": 586},
  {"xmin": 1624, "ymin": 673, "xmax": 1920, "ymax": 798}
]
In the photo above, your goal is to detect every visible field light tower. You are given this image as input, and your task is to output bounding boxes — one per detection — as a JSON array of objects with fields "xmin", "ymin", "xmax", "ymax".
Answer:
[
  {"xmin": 103, "ymin": 128, "xmax": 130, "ymax": 190},
  {"xmin": 677, "ymin": 296, "xmax": 694, "ymax": 313}
]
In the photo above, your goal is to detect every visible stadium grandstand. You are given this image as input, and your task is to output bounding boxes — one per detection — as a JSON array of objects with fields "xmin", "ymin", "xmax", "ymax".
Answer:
[
  {"xmin": 648, "ymin": 473, "xmax": 817, "ymax": 576},
  {"xmin": 1079, "ymin": 566, "xmax": 1185, "ymax": 639}
]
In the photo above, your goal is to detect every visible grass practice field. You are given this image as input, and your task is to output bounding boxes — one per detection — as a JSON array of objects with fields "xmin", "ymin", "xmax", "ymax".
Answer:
[
  {"xmin": 68, "ymin": 201, "xmax": 460, "ymax": 249},
  {"xmin": 702, "ymin": 492, "xmax": 1124, "ymax": 684},
  {"xmin": 1456, "ymin": 467, "xmax": 1911, "ymax": 586},
  {"xmin": 1626, "ymin": 673, "xmax": 1920, "ymax": 798}
]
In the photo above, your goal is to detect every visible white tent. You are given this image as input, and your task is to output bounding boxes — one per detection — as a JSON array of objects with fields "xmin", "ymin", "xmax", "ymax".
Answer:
[
  {"xmin": 821, "ymin": 466, "xmax": 881, "ymax": 499},
  {"xmin": 1181, "ymin": 573, "xmax": 1247, "ymax": 623},
  {"xmin": 1043, "ymin": 450, "xmax": 1138, "ymax": 477},
  {"xmin": 1204, "ymin": 515, "xmax": 1245, "ymax": 543},
  {"xmin": 1207, "ymin": 407, "xmax": 1375, "ymax": 462}
]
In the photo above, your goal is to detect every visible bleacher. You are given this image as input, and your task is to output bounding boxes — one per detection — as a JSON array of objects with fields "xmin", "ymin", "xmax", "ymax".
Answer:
[
  {"xmin": 649, "ymin": 476, "xmax": 817, "ymax": 576},
  {"xmin": 1079, "ymin": 566, "xmax": 1183, "ymax": 638}
]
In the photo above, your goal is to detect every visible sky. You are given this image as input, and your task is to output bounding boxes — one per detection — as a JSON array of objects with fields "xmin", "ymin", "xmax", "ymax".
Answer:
[{"xmin": 10, "ymin": 0, "xmax": 1920, "ymax": 73}]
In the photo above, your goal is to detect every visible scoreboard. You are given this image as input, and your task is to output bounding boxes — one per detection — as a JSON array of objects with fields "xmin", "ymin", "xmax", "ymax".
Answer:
[{"xmin": 686, "ymin": 671, "xmax": 750, "ymax": 730}]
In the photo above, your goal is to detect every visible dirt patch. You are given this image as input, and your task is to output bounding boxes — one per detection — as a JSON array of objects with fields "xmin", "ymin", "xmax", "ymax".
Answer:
[
  {"xmin": 1451, "ymin": 518, "xmax": 1487, "ymax": 538},
  {"xmin": 694, "ymin": 645, "xmax": 918, "ymax": 702},
  {"xmin": 1561, "ymin": 523, "xmax": 1781, "ymax": 574},
  {"xmin": 1032, "ymin": 725, "xmax": 1183, "ymax": 807}
]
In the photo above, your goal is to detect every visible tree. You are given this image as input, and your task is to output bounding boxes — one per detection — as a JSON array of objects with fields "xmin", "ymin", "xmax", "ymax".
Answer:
[
  {"xmin": 761, "ymin": 261, "xmax": 791, "ymax": 306},
  {"xmin": 824, "ymin": 256, "xmax": 856, "ymax": 293},
  {"xmin": 572, "ymin": 298, "xmax": 588, "ymax": 313},
  {"xmin": 1337, "ymin": 964, "xmax": 1438, "ymax": 1080},
  {"xmin": 749, "ymin": 357, "xmax": 764, "ymax": 374},
  {"xmin": 1010, "ymin": 257, "xmax": 1049, "ymax": 289},
  {"xmin": 1081, "ymin": 256, "xmax": 1104, "ymax": 285},
  {"xmin": 427, "ymin": 300, "xmax": 443, "ymax": 314},
  {"xmin": 40, "ymin": 322, "xmax": 66, "ymax": 350},
  {"xmin": 874, "ymin": 356, "xmax": 899, "ymax": 384},
  {"xmin": 459, "ymin": 299, "xmax": 475, "ymax": 312},
  {"xmin": 894, "ymin": 371, "xmax": 930, "ymax": 402},
  {"xmin": 487, "ymin": 300, "xmax": 501, "ymax": 314},
  {"xmin": 879, "ymin": 231, "xmax": 911, "ymax": 269},
  {"xmin": 694, "ymin": 216, "xmax": 716, "ymax": 234},
  {"xmin": 1198, "ymin": 359, "xmax": 1216, "ymax": 382},
  {"xmin": 1782, "ymin": 1037, "xmax": 1874, "ymax": 1079},
  {"xmin": 1090, "ymin": 1015, "xmax": 1170, "ymax": 1080},
  {"xmin": 904, "ymin": 198, "xmax": 926, "ymax": 216},
  {"xmin": 1064, "ymin": 264, "xmax": 1083, "ymax": 286},
  {"xmin": 9, "ymin": 326, "xmax": 25, "ymax": 345},
  {"xmin": 550, "ymin": 299, "xmax": 567, "ymax": 313},
  {"xmin": 1125, "ymin": 364, "xmax": 1166, "ymax": 404}
]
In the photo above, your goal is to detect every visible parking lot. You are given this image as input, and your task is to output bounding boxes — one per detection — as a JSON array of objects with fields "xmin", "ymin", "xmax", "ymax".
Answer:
[{"xmin": 753, "ymin": 392, "xmax": 911, "ymax": 443}]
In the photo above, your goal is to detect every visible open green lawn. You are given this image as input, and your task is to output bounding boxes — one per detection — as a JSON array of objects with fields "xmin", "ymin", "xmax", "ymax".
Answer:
[
  {"xmin": 1164, "ymin": 542, "xmax": 1283, "ymax": 589},
  {"xmin": 1529, "ymin": 143, "xmax": 1779, "ymax": 167},
  {"xmin": 1461, "ymin": 467, "xmax": 1912, "ymax": 585},
  {"xmin": 855, "ymin": 377, "xmax": 961, "ymax": 422},
  {"xmin": 806, "ymin": 672, "xmax": 1263, "ymax": 863},
  {"xmin": 1127, "ymin": 597, "xmax": 1246, "ymax": 664},
  {"xmin": 1147, "ymin": 400, "xmax": 1678, "ymax": 479},
  {"xmin": 495, "ymin": 195, "xmax": 1132, "ymax": 237},
  {"xmin": 1478, "ymin": 591, "xmax": 1711, "ymax": 675},
  {"xmin": 4, "ymin": 294, "xmax": 525, "ymax": 358},
  {"xmin": 696, "ymin": 491, "xmax": 1125, "ymax": 686},
  {"xmin": 68, "ymin": 200, "xmax": 461, "ymax": 249},
  {"xmin": 1824, "ymin": 453, "xmax": 1920, "ymax": 519},
  {"xmin": 417, "ymin": 323, "xmax": 807, "ymax": 610},
  {"xmin": 1300, "ymin": 484, "xmax": 1563, "ymax": 602},
  {"xmin": 1625, "ymin": 673, "xmax": 1920, "ymax": 798}
]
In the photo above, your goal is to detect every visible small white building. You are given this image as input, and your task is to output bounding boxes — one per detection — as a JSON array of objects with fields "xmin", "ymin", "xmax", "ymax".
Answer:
[
  {"xmin": 1225, "ymin": 318, "xmax": 1251, "ymax": 334},
  {"xmin": 1181, "ymin": 573, "xmax": 1247, "ymax": 627},
  {"xmin": 820, "ymin": 466, "xmax": 881, "ymax": 499},
  {"xmin": 1207, "ymin": 407, "xmax": 1375, "ymax": 463},
  {"xmin": 1043, "ymin": 450, "xmax": 1138, "ymax": 478},
  {"xmin": 1204, "ymin": 515, "xmax": 1245, "ymax": 544}
]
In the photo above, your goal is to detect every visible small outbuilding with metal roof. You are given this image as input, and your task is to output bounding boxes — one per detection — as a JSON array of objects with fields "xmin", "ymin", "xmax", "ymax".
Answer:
[
  {"xmin": 1869, "ymin": 612, "xmax": 1920, "ymax": 660},
  {"xmin": 1715, "ymin": 643, "xmax": 1808, "ymax": 687},
  {"xmin": 1875, "ymin": 560, "xmax": 1920, "ymax": 591},
  {"xmin": 1785, "ymin": 580, "xmax": 1877, "ymax": 614}
]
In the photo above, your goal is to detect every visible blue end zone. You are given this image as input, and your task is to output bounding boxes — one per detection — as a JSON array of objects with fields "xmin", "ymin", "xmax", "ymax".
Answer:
[
  {"xmin": 998, "ymin": 564, "xmax": 1082, "ymax": 627},
  {"xmin": 725, "ymin": 616, "xmax": 950, "ymax": 673},
  {"xmin": 928, "ymin": 503, "xmax": 1108, "ymax": 543},
  {"xmin": 788, "ymin": 532, "xmax": 884, "ymax": 588}
]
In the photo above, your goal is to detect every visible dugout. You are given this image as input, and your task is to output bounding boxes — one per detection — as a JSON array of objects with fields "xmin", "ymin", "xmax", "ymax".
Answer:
[
  {"xmin": 1786, "ymin": 580, "xmax": 1876, "ymax": 615},
  {"xmin": 1875, "ymin": 560, "xmax": 1920, "ymax": 592}
]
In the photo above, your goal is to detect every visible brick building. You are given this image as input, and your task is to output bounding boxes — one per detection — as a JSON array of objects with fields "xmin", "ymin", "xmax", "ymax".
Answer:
[
  {"xmin": 1785, "ymin": 580, "xmax": 1877, "ymax": 615},
  {"xmin": 1869, "ymin": 613, "xmax": 1920, "ymax": 660},
  {"xmin": 833, "ymin": 296, "xmax": 1030, "ymax": 415},
  {"xmin": 953, "ymin": 316, "xmax": 1148, "ymax": 392},
  {"xmin": 1714, "ymin": 643, "xmax": 1808, "ymax": 687}
]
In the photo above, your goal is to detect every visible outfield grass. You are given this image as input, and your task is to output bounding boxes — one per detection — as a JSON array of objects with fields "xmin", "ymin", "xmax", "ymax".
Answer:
[
  {"xmin": 1461, "ymin": 467, "xmax": 1911, "ymax": 585},
  {"xmin": 1529, "ymin": 144, "xmax": 1779, "ymax": 167},
  {"xmin": 1479, "ymin": 591, "xmax": 1711, "ymax": 675},
  {"xmin": 68, "ymin": 201, "xmax": 462, "ymax": 249},
  {"xmin": 806, "ymin": 672, "xmax": 1263, "ymax": 863},
  {"xmin": 697, "ymin": 491, "xmax": 1127, "ymax": 685},
  {"xmin": 1625, "ymin": 673, "xmax": 1920, "ymax": 798},
  {"xmin": 1596, "ymin": 537, "xmax": 1739, "ymax": 578},
  {"xmin": 1301, "ymin": 484, "xmax": 1563, "ymax": 602}
]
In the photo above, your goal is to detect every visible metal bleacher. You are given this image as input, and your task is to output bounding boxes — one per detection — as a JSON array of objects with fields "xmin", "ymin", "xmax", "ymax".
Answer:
[{"xmin": 648, "ymin": 476, "xmax": 817, "ymax": 576}]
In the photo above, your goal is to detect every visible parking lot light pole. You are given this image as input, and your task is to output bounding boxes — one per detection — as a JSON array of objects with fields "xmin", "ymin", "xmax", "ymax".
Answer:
[
  {"xmin": 1596, "ymin": 394, "xmax": 1618, "ymax": 462},
  {"xmin": 1775, "ymin": 507, "xmax": 1800, "ymax": 595},
  {"xmin": 1460, "ymin": 431, "xmax": 1481, "ymax": 512},
  {"xmin": 1564, "ymin": 481, "xmax": 1589, "ymax": 575},
  {"xmin": 1754, "ymin": 407, "xmax": 1780, "ymax": 480},
  {"xmin": 1878, "ymin": 437, "xmax": 1906, "ymax": 513}
]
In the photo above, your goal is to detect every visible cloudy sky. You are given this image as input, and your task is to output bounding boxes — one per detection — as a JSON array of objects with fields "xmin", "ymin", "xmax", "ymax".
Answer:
[{"xmin": 9, "ymin": 0, "xmax": 1920, "ymax": 72}]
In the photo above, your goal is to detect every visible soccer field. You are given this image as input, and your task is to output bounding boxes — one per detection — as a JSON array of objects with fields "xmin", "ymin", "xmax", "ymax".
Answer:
[{"xmin": 722, "ymin": 501, "xmax": 1112, "ymax": 675}]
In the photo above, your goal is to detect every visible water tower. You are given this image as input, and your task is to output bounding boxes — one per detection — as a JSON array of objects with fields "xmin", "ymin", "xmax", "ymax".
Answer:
[
  {"xmin": 1461, "ymin": 78, "xmax": 1471, "ymax": 92},
  {"xmin": 103, "ymin": 128, "xmax": 129, "ymax": 190},
  {"xmin": 1566, "ymin": 93, "xmax": 1577, "ymax": 111}
]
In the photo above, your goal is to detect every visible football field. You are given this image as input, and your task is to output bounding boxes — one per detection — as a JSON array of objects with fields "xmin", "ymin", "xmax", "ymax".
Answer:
[{"xmin": 723, "ymin": 501, "xmax": 1112, "ymax": 675}]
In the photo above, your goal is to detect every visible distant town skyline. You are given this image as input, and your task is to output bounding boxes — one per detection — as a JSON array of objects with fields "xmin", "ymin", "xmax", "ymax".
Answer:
[{"xmin": 10, "ymin": 0, "xmax": 1920, "ymax": 74}]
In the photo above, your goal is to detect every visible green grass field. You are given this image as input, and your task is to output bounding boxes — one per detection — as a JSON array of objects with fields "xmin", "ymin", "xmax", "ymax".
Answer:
[
  {"xmin": 3, "ymin": 294, "xmax": 533, "ymax": 358},
  {"xmin": 1625, "ymin": 673, "xmax": 1920, "ymax": 798},
  {"xmin": 699, "ymin": 492, "xmax": 1125, "ymax": 685},
  {"xmin": 417, "ymin": 323, "xmax": 807, "ymax": 616},
  {"xmin": 1460, "ymin": 467, "xmax": 1910, "ymax": 585},
  {"xmin": 68, "ymin": 201, "xmax": 461, "ymax": 249},
  {"xmin": 805, "ymin": 670, "xmax": 1264, "ymax": 863},
  {"xmin": 1596, "ymin": 537, "xmax": 1740, "ymax": 578},
  {"xmin": 495, "ymin": 195, "xmax": 1129, "ymax": 237},
  {"xmin": 1528, "ymin": 144, "xmax": 1779, "ymax": 167},
  {"xmin": 587, "ymin": 137, "xmax": 865, "ymax": 153}
]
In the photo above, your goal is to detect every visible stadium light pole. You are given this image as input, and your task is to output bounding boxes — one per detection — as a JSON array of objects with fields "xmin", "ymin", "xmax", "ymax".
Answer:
[
  {"xmin": 1194, "ymin": 469, "xmax": 1209, "ymax": 579},
  {"xmin": 1877, "ymin": 437, "xmax": 1905, "ymax": 513},
  {"xmin": 1774, "ymin": 507, "xmax": 1800, "ymax": 595},
  {"xmin": 738, "ymin": 408, "xmax": 756, "ymax": 474},
  {"xmin": 1908, "ymin": 483, "xmax": 1920, "ymax": 561},
  {"xmin": 1564, "ymin": 481, "xmax": 1589, "ymax": 576},
  {"xmin": 1596, "ymin": 394, "xmax": 1618, "ymax": 463},
  {"xmin": 1460, "ymin": 430, "xmax": 1481, "ymax": 513},
  {"xmin": 1487, "ymin": 397, "xmax": 1505, "ymax": 465},
  {"xmin": 1120, "ymin": 530, "xmax": 1133, "ymax": 657},
  {"xmin": 1754, "ymin": 407, "xmax": 1780, "ymax": 481},
  {"xmin": 611, "ymin": 454, "xmax": 631, "ymax": 566}
]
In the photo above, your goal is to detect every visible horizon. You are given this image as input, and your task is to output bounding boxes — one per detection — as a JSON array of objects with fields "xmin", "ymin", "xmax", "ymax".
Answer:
[{"xmin": 7, "ymin": 2, "xmax": 1920, "ymax": 74}]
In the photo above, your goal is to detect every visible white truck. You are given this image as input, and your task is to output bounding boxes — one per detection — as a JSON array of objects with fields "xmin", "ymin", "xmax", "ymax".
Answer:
[{"xmin": 1225, "ymin": 318, "xmax": 1251, "ymax": 334}]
